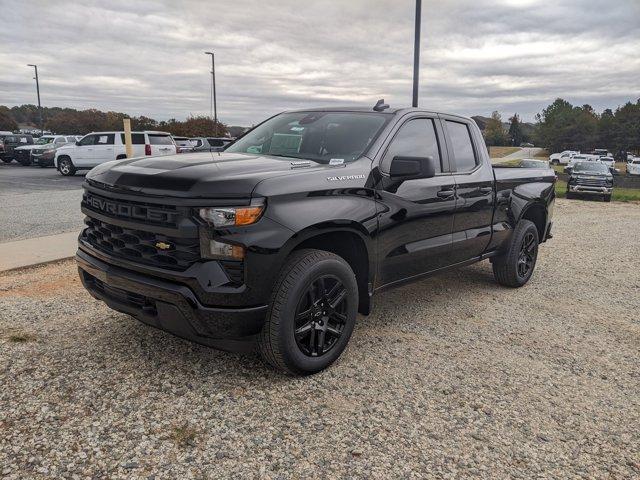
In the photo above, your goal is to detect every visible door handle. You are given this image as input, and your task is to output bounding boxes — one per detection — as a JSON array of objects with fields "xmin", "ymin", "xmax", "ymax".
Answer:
[
  {"xmin": 478, "ymin": 186, "xmax": 493, "ymax": 194},
  {"xmin": 437, "ymin": 189, "xmax": 455, "ymax": 198}
]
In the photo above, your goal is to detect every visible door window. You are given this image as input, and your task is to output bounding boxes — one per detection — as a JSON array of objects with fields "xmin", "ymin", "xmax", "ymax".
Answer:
[
  {"xmin": 381, "ymin": 118, "xmax": 442, "ymax": 173},
  {"xmin": 95, "ymin": 134, "xmax": 114, "ymax": 145},
  {"xmin": 55, "ymin": 137, "xmax": 66, "ymax": 144},
  {"xmin": 445, "ymin": 121, "xmax": 477, "ymax": 172},
  {"xmin": 78, "ymin": 135, "xmax": 96, "ymax": 146},
  {"xmin": 207, "ymin": 138, "xmax": 225, "ymax": 147}
]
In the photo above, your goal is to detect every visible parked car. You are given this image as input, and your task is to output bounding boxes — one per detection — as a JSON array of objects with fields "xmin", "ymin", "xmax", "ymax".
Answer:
[
  {"xmin": 173, "ymin": 136, "xmax": 195, "ymax": 153},
  {"xmin": 76, "ymin": 106, "xmax": 555, "ymax": 375},
  {"xmin": 54, "ymin": 131, "xmax": 177, "ymax": 176},
  {"xmin": 32, "ymin": 135, "xmax": 79, "ymax": 167},
  {"xmin": 13, "ymin": 135, "xmax": 69, "ymax": 166},
  {"xmin": 563, "ymin": 154, "xmax": 600, "ymax": 174},
  {"xmin": 627, "ymin": 158, "xmax": 640, "ymax": 176},
  {"xmin": 190, "ymin": 137, "xmax": 234, "ymax": 152},
  {"xmin": 591, "ymin": 148, "xmax": 612, "ymax": 158},
  {"xmin": 0, "ymin": 133, "xmax": 34, "ymax": 163},
  {"xmin": 566, "ymin": 161, "xmax": 613, "ymax": 201},
  {"xmin": 549, "ymin": 150, "xmax": 578, "ymax": 165},
  {"xmin": 520, "ymin": 142, "xmax": 534, "ymax": 148}
]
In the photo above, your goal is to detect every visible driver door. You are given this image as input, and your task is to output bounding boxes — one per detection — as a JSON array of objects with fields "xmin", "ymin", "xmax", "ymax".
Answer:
[
  {"xmin": 74, "ymin": 134, "xmax": 97, "ymax": 166},
  {"xmin": 375, "ymin": 116, "xmax": 457, "ymax": 288}
]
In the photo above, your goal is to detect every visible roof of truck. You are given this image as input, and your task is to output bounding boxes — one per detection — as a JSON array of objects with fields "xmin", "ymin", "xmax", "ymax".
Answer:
[{"xmin": 283, "ymin": 106, "xmax": 469, "ymax": 121}]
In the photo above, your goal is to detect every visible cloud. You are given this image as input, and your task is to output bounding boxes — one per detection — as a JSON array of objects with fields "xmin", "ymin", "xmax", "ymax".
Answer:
[{"xmin": 0, "ymin": 0, "xmax": 638, "ymax": 125}]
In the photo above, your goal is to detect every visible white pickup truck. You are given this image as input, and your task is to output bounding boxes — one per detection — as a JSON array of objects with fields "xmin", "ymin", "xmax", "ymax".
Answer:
[
  {"xmin": 54, "ymin": 131, "xmax": 177, "ymax": 176},
  {"xmin": 549, "ymin": 150, "xmax": 579, "ymax": 165}
]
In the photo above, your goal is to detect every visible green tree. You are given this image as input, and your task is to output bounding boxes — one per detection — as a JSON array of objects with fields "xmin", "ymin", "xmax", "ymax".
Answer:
[
  {"xmin": 0, "ymin": 106, "xmax": 18, "ymax": 131},
  {"xmin": 484, "ymin": 111, "xmax": 508, "ymax": 146},
  {"xmin": 508, "ymin": 113, "xmax": 524, "ymax": 146}
]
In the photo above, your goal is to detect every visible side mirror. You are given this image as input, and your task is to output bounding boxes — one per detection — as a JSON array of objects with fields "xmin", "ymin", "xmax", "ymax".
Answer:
[
  {"xmin": 389, "ymin": 155, "xmax": 435, "ymax": 179},
  {"xmin": 76, "ymin": 141, "xmax": 81, "ymax": 146}
]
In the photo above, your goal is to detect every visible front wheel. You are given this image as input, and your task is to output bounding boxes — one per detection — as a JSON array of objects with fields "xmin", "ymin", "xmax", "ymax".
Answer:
[
  {"xmin": 57, "ymin": 157, "xmax": 76, "ymax": 176},
  {"xmin": 604, "ymin": 195, "xmax": 612, "ymax": 202},
  {"xmin": 1, "ymin": 157, "xmax": 12, "ymax": 164},
  {"xmin": 492, "ymin": 219, "xmax": 539, "ymax": 288},
  {"xmin": 258, "ymin": 249, "xmax": 358, "ymax": 375}
]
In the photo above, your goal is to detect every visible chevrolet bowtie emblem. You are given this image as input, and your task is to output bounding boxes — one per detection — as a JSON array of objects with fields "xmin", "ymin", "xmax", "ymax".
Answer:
[{"xmin": 155, "ymin": 241, "xmax": 172, "ymax": 250}]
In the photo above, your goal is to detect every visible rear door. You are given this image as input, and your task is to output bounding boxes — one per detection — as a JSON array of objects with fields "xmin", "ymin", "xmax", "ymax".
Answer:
[
  {"xmin": 119, "ymin": 133, "xmax": 146, "ymax": 157},
  {"xmin": 375, "ymin": 115, "xmax": 457, "ymax": 287},
  {"xmin": 440, "ymin": 116, "xmax": 495, "ymax": 264},
  {"xmin": 148, "ymin": 134, "xmax": 176, "ymax": 156}
]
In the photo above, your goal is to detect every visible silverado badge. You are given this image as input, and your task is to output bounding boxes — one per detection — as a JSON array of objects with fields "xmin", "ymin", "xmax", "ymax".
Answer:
[{"xmin": 155, "ymin": 241, "xmax": 172, "ymax": 250}]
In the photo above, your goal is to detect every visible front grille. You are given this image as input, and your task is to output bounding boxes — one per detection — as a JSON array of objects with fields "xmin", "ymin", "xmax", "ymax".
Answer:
[
  {"xmin": 82, "ymin": 191, "xmax": 181, "ymax": 228},
  {"xmin": 576, "ymin": 178, "xmax": 608, "ymax": 186},
  {"xmin": 83, "ymin": 217, "xmax": 200, "ymax": 271}
]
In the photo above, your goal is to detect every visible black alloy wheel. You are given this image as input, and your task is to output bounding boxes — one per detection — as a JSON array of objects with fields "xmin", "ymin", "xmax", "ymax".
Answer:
[
  {"xmin": 517, "ymin": 232, "xmax": 536, "ymax": 279},
  {"xmin": 293, "ymin": 275, "xmax": 348, "ymax": 357},
  {"xmin": 258, "ymin": 249, "xmax": 358, "ymax": 375}
]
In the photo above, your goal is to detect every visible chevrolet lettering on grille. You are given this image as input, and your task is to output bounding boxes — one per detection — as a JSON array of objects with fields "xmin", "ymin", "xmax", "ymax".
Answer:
[{"xmin": 84, "ymin": 193, "xmax": 178, "ymax": 224}]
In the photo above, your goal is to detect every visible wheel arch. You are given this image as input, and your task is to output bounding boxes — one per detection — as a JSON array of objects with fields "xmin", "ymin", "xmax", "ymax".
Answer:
[
  {"xmin": 281, "ymin": 224, "xmax": 374, "ymax": 315},
  {"xmin": 519, "ymin": 201, "xmax": 548, "ymax": 240}
]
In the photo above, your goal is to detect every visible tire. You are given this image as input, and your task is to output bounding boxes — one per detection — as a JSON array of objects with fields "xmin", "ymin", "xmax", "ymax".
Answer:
[
  {"xmin": 1, "ymin": 157, "xmax": 12, "ymax": 164},
  {"xmin": 57, "ymin": 157, "xmax": 76, "ymax": 176},
  {"xmin": 492, "ymin": 219, "xmax": 539, "ymax": 288},
  {"xmin": 604, "ymin": 195, "xmax": 612, "ymax": 202},
  {"xmin": 565, "ymin": 191, "xmax": 573, "ymax": 199},
  {"xmin": 19, "ymin": 157, "xmax": 32, "ymax": 166},
  {"xmin": 258, "ymin": 249, "xmax": 358, "ymax": 375}
]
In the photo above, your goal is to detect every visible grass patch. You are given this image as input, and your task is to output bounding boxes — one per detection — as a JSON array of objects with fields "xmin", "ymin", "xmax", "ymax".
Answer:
[
  {"xmin": 489, "ymin": 146, "xmax": 520, "ymax": 158},
  {"xmin": 534, "ymin": 149, "xmax": 549, "ymax": 160},
  {"xmin": 555, "ymin": 180, "xmax": 640, "ymax": 202},
  {"xmin": 170, "ymin": 423, "xmax": 198, "ymax": 448}
]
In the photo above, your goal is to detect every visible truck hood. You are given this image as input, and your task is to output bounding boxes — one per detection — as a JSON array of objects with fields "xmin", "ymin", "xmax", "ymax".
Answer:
[{"xmin": 86, "ymin": 151, "xmax": 348, "ymax": 198}]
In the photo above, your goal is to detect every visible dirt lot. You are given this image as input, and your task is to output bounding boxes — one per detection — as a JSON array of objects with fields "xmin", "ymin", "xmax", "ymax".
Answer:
[{"xmin": 1, "ymin": 199, "xmax": 639, "ymax": 479}]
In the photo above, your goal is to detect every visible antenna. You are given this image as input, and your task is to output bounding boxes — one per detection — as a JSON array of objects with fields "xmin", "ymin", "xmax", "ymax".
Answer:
[{"xmin": 373, "ymin": 99, "xmax": 389, "ymax": 112}]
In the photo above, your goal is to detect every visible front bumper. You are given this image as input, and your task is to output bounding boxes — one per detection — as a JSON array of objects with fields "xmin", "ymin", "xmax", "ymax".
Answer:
[
  {"xmin": 77, "ymin": 249, "xmax": 268, "ymax": 352},
  {"xmin": 568, "ymin": 184, "xmax": 612, "ymax": 195},
  {"xmin": 32, "ymin": 154, "xmax": 55, "ymax": 166}
]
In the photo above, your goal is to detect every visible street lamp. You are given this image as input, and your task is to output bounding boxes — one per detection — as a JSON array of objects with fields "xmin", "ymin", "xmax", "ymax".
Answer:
[
  {"xmin": 412, "ymin": 0, "xmax": 422, "ymax": 108},
  {"xmin": 204, "ymin": 51, "xmax": 217, "ymax": 134},
  {"xmin": 27, "ymin": 64, "xmax": 43, "ymax": 134}
]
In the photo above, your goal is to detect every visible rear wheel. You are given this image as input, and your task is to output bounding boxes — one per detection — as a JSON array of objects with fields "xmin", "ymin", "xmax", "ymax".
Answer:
[
  {"xmin": 258, "ymin": 249, "xmax": 358, "ymax": 375},
  {"xmin": 57, "ymin": 157, "xmax": 76, "ymax": 176},
  {"xmin": 492, "ymin": 219, "xmax": 539, "ymax": 288},
  {"xmin": 1, "ymin": 157, "xmax": 12, "ymax": 163},
  {"xmin": 565, "ymin": 190, "xmax": 573, "ymax": 199}
]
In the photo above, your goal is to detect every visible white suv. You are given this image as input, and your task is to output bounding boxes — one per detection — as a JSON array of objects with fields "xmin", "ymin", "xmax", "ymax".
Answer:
[{"xmin": 54, "ymin": 131, "xmax": 177, "ymax": 176}]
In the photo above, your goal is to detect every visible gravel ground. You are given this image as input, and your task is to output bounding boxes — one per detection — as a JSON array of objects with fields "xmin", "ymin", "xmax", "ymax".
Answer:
[{"xmin": 1, "ymin": 199, "xmax": 639, "ymax": 479}]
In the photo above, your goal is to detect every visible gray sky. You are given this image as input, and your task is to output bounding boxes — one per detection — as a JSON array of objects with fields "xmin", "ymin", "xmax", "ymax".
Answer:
[{"xmin": 1, "ymin": 0, "xmax": 638, "ymax": 126}]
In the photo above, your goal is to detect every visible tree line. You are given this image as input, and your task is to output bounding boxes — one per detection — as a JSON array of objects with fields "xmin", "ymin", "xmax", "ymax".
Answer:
[
  {"xmin": 478, "ymin": 98, "xmax": 640, "ymax": 157},
  {"xmin": 0, "ymin": 104, "xmax": 227, "ymax": 137}
]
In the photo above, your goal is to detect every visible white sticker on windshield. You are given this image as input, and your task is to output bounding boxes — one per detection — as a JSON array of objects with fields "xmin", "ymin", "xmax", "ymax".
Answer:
[
  {"xmin": 329, "ymin": 158, "xmax": 344, "ymax": 166},
  {"xmin": 290, "ymin": 126, "xmax": 305, "ymax": 132}
]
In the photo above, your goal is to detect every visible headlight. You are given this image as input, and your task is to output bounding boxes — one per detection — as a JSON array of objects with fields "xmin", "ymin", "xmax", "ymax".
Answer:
[{"xmin": 198, "ymin": 202, "xmax": 265, "ymax": 227}]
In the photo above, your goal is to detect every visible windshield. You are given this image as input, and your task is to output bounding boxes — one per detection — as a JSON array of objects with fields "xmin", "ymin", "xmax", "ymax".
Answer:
[
  {"xmin": 35, "ymin": 137, "xmax": 54, "ymax": 145},
  {"xmin": 519, "ymin": 160, "xmax": 546, "ymax": 168},
  {"xmin": 573, "ymin": 162, "xmax": 609, "ymax": 173},
  {"xmin": 225, "ymin": 111, "xmax": 389, "ymax": 163}
]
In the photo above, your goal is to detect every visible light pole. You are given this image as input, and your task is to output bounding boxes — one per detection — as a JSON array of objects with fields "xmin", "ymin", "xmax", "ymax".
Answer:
[
  {"xmin": 412, "ymin": 0, "xmax": 422, "ymax": 108},
  {"xmin": 27, "ymin": 64, "xmax": 43, "ymax": 134},
  {"xmin": 204, "ymin": 51, "xmax": 217, "ymax": 134}
]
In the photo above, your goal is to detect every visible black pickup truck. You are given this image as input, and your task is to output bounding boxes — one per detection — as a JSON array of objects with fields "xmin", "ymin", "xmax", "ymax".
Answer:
[{"xmin": 77, "ymin": 106, "xmax": 555, "ymax": 374}]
